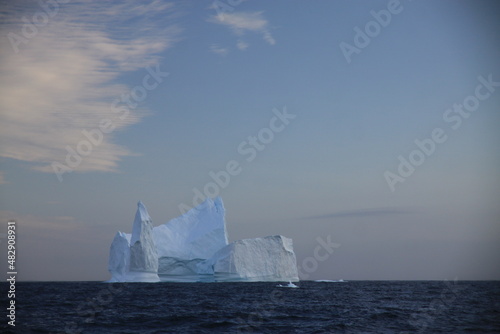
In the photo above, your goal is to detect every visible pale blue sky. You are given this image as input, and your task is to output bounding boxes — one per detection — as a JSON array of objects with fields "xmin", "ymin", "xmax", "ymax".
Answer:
[{"xmin": 0, "ymin": 0, "xmax": 499, "ymax": 280}]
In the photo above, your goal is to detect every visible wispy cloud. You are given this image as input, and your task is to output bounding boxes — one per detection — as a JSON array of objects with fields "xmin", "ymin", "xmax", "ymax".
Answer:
[
  {"xmin": 0, "ymin": 1, "xmax": 181, "ymax": 174},
  {"xmin": 262, "ymin": 30, "xmax": 276, "ymax": 45},
  {"xmin": 236, "ymin": 39, "xmax": 249, "ymax": 50},
  {"xmin": 210, "ymin": 44, "xmax": 229, "ymax": 56},
  {"xmin": 304, "ymin": 207, "xmax": 416, "ymax": 220},
  {"xmin": 208, "ymin": 11, "xmax": 275, "ymax": 47}
]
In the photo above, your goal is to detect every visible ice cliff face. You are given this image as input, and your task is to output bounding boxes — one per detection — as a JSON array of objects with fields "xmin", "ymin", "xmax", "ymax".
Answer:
[
  {"xmin": 154, "ymin": 197, "xmax": 228, "ymax": 259},
  {"xmin": 108, "ymin": 232, "xmax": 131, "ymax": 282},
  {"xmin": 107, "ymin": 197, "xmax": 298, "ymax": 282},
  {"xmin": 199, "ymin": 235, "xmax": 299, "ymax": 282}
]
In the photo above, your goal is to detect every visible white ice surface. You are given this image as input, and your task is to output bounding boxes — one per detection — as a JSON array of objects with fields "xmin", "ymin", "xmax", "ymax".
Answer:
[
  {"xmin": 153, "ymin": 197, "xmax": 228, "ymax": 261},
  {"xmin": 199, "ymin": 235, "xmax": 299, "ymax": 282},
  {"xmin": 108, "ymin": 231, "xmax": 131, "ymax": 282}
]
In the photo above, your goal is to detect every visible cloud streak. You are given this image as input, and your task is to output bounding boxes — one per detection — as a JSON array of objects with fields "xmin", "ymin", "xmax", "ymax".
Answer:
[
  {"xmin": 208, "ymin": 11, "xmax": 275, "ymax": 47},
  {"xmin": 236, "ymin": 39, "xmax": 249, "ymax": 50},
  {"xmin": 304, "ymin": 207, "xmax": 416, "ymax": 220},
  {"xmin": 0, "ymin": 0, "xmax": 180, "ymax": 174},
  {"xmin": 210, "ymin": 43, "xmax": 229, "ymax": 56}
]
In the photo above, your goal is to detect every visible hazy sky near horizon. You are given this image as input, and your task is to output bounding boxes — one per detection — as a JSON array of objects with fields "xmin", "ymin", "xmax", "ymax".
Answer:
[{"xmin": 0, "ymin": 0, "xmax": 499, "ymax": 281}]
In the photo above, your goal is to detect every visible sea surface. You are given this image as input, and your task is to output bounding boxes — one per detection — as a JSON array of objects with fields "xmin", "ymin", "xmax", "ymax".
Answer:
[{"xmin": 1, "ymin": 280, "xmax": 499, "ymax": 333}]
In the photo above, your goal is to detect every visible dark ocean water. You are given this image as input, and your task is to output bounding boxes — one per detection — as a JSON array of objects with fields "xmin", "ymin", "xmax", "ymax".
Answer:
[{"xmin": 1, "ymin": 281, "xmax": 499, "ymax": 333}]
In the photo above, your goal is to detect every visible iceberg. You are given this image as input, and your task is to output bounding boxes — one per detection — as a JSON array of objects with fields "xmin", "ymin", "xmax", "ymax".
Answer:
[{"xmin": 107, "ymin": 197, "xmax": 299, "ymax": 282}]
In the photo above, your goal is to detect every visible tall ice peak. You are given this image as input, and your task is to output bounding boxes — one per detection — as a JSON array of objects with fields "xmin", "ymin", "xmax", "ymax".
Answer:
[
  {"xmin": 137, "ymin": 201, "xmax": 151, "ymax": 221},
  {"xmin": 131, "ymin": 200, "xmax": 152, "ymax": 246}
]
